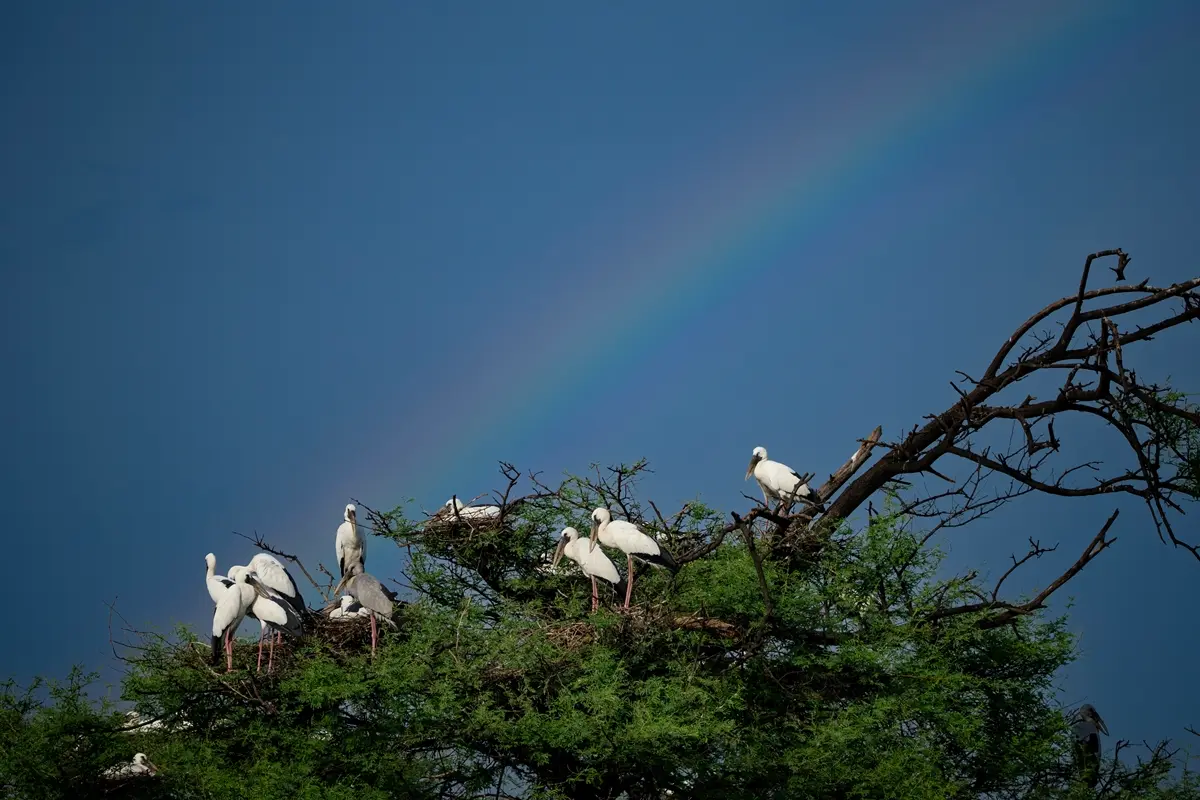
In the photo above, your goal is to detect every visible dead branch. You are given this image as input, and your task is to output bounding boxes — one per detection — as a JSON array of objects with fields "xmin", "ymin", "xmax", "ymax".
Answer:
[
  {"xmin": 924, "ymin": 509, "xmax": 1119, "ymax": 629},
  {"xmin": 796, "ymin": 251, "xmax": 1200, "ymax": 560},
  {"xmin": 233, "ymin": 529, "xmax": 327, "ymax": 598}
]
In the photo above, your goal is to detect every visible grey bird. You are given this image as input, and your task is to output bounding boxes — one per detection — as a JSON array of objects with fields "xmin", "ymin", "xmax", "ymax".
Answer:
[
  {"xmin": 332, "ymin": 563, "xmax": 398, "ymax": 656},
  {"xmin": 1072, "ymin": 703, "xmax": 1109, "ymax": 789}
]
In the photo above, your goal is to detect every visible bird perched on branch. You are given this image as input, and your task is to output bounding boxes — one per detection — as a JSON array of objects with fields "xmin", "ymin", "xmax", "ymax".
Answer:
[
  {"xmin": 552, "ymin": 527, "xmax": 627, "ymax": 613},
  {"xmin": 211, "ymin": 569, "xmax": 255, "ymax": 672},
  {"xmin": 745, "ymin": 445, "xmax": 825, "ymax": 512},
  {"xmin": 247, "ymin": 553, "xmax": 305, "ymax": 617},
  {"xmin": 431, "ymin": 496, "xmax": 502, "ymax": 526},
  {"xmin": 332, "ymin": 563, "xmax": 397, "ymax": 657},
  {"xmin": 324, "ymin": 593, "xmax": 372, "ymax": 621},
  {"xmin": 227, "ymin": 566, "xmax": 303, "ymax": 673},
  {"xmin": 589, "ymin": 508, "xmax": 679, "ymax": 608},
  {"xmin": 102, "ymin": 752, "xmax": 159, "ymax": 779},
  {"xmin": 1072, "ymin": 703, "xmax": 1109, "ymax": 789},
  {"xmin": 335, "ymin": 503, "xmax": 365, "ymax": 579}
]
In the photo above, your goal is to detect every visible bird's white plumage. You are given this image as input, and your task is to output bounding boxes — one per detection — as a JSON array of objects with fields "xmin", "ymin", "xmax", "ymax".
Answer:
[
  {"xmin": 589, "ymin": 508, "xmax": 662, "ymax": 556},
  {"xmin": 211, "ymin": 570, "xmax": 255, "ymax": 642},
  {"xmin": 335, "ymin": 503, "xmax": 365, "ymax": 577},
  {"xmin": 247, "ymin": 576, "xmax": 302, "ymax": 636},
  {"xmin": 746, "ymin": 445, "xmax": 819, "ymax": 508},
  {"xmin": 556, "ymin": 527, "xmax": 622, "ymax": 585},
  {"xmin": 439, "ymin": 497, "xmax": 501, "ymax": 521},
  {"xmin": 204, "ymin": 553, "xmax": 233, "ymax": 605},
  {"xmin": 328, "ymin": 594, "xmax": 370, "ymax": 620},
  {"xmin": 103, "ymin": 752, "xmax": 158, "ymax": 778},
  {"xmin": 246, "ymin": 553, "xmax": 301, "ymax": 609}
]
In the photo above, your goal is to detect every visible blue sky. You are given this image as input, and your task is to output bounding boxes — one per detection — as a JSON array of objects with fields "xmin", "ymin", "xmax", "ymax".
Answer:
[{"xmin": 2, "ymin": 0, "xmax": 1198, "ymax": 760}]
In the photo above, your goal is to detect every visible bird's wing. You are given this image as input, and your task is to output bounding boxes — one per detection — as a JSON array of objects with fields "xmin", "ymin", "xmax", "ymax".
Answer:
[
  {"xmin": 349, "ymin": 573, "xmax": 394, "ymax": 616},
  {"xmin": 610, "ymin": 520, "xmax": 661, "ymax": 555},
  {"xmin": 582, "ymin": 546, "xmax": 622, "ymax": 584}
]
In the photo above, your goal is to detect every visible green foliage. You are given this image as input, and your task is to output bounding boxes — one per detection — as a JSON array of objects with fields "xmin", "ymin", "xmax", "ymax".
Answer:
[
  {"xmin": 1126, "ymin": 387, "xmax": 1200, "ymax": 497},
  {"xmin": 3, "ymin": 466, "xmax": 1198, "ymax": 799}
]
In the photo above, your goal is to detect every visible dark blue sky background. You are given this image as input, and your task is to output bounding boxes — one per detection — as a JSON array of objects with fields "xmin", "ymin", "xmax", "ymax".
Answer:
[{"xmin": 2, "ymin": 0, "xmax": 1198, "ymax": 761}]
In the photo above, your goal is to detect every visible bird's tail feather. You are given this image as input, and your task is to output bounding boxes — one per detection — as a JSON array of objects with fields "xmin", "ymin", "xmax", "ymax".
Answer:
[
  {"xmin": 613, "ymin": 577, "xmax": 630, "ymax": 601},
  {"xmin": 637, "ymin": 547, "xmax": 681, "ymax": 574}
]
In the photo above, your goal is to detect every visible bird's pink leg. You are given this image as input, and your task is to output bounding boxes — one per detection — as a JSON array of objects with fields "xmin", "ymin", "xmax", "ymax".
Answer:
[
  {"xmin": 225, "ymin": 631, "xmax": 234, "ymax": 673},
  {"xmin": 591, "ymin": 576, "xmax": 599, "ymax": 613},
  {"xmin": 256, "ymin": 628, "xmax": 265, "ymax": 672},
  {"xmin": 370, "ymin": 614, "xmax": 378, "ymax": 657},
  {"xmin": 625, "ymin": 555, "xmax": 635, "ymax": 609},
  {"xmin": 267, "ymin": 630, "xmax": 276, "ymax": 673}
]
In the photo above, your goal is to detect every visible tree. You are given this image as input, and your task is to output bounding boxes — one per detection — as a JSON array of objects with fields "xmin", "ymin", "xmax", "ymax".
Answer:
[{"xmin": 3, "ymin": 249, "xmax": 1199, "ymax": 799}]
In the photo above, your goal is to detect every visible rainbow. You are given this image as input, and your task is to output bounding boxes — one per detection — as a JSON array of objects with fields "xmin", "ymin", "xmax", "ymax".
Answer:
[{"xmin": 358, "ymin": 1, "xmax": 1136, "ymax": 508}]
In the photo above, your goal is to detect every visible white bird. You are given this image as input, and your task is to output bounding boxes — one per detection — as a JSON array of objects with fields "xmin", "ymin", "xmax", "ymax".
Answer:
[
  {"xmin": 211, "ymin": 569, "xmax": 256, "ymax": 672},
  {"xmin": 226, "ymin": 566, "xmax": 304, "ymax": 672},
  {"xmin": 335, "ymin": 503, "xmax": 365, "ymax": 578},
  {"xmin": 324, "ymin": 594, "xmax": 371, "ymax": 621},
  {"xmin": 745, "ymin": 445, "xmax": 825, "ymax": 512},
  {"xmin": 332, "ymin": 563, "xmax": 398, "ymax": 656},
  {"xmin": 204, "ymin": 552, "xmax": 233, "ymax": 605},
  {"xmin": 247, "ymin": 553, "xmax": 305, "ymax": 617},
  {"xmin": 534, "ymin": 548, "xmax": 568, "ymax": 576},
  {"xmin": 240, "ymin": 567, "xmax": 304, "ymax": 673},
  {"xmin": 433, "ymin": 496, "xmax": 501, "ymax": 524},
  {"xmin": 102, "ymin": 752, "xmax": 159, "ymax": 778},
  {"xmin": 589, "ymin": 508, "xmax": 679, "ymax": 609},
  {"xmin": 552, "ymin": 527, "xmax": 627, "ymax": 613}
]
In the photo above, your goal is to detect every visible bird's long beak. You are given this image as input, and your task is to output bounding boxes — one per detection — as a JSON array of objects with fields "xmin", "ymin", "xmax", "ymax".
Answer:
[
  {"xmin": 146, "ymin": 759, "xmax": 160, "ymax": 774},
  {"xmin": 332, "ymin": 573, "xmax": 349, "ymax": 597},
  {"xmin": 745, "ymin": 455, "xmax": 760, "ymax": 480},
  {"xmin": 246, "ymin": 573, "xmax": 266, "ymax": 596},
  {"xmin": 1096, "ymin": 714, "xmax": 1109, "ymax": 736},
  {"xmin": 551, "ymin": 536, "xmax": 568, "ymax": 568},
  {"xmin": 349, "ymin": 509, "xmax": 356, "ymax": 523},
  {"xmin": 589, "ymin": 520, "xmax": 599, "ymax": 551}
]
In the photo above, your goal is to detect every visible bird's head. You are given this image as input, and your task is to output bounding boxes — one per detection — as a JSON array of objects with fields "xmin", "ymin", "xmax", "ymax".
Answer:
[
  {"xmin": 445, "ymin": 497, "xmax": 465, "ymax": 511},
  {"xmin": 1078, "ymin": 704, "xmax": 1109, "ymax": 736},
  {"xmin": 345, "ymin": 503, "xmax": 357, "ymax": 522},
  {"xmin": 227, "ymin": 566, "xmax": 247, "ymax": 583},
  {"xmin": 552, "ymin": 528, "xmax": 575, "ymax": 569},
  {"xmin": 204, "ymin": 553, "xmax": 216, "ymax": 570},
  {"xmin": 746, "ymin": 446, "xmax": 767, "ymax": 479},
  {"xmin": 133, "ymin": 752, "xmax": 159, "ymax": 774},
  {"xmin": 589, "ymin": 509, "xmax": 610, "ymax": 551}
]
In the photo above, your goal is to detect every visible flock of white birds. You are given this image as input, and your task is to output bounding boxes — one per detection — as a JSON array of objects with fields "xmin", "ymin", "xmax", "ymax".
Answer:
[
  {"xmin": 104, "ymin": 442, "xmax": 1106, "ymax": 783},
  {"xmin": 201, "ymin": 444, "xmax": 826, "ymax": 675}
]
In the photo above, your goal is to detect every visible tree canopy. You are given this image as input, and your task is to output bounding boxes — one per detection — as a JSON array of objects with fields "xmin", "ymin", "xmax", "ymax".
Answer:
[{"xmin": 4, "ymin": 250, "xmax": 1199, "ymax": 799}]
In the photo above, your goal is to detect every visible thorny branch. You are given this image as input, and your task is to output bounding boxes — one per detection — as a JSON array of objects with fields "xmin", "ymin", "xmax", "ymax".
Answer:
[
  {"xmin": 795, "ymin": 250, "xmax": 1200, "ymax": 560},
  {"xmin": 233, "ymin": 529, "xmax": 330, "ymax": 600}
]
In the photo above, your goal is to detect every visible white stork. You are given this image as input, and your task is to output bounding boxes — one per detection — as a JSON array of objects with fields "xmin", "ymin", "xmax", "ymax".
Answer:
[
  {"xmin": 433, "ymin": 496, "xmax": 501, "ymax": 525},
  {"xmin": 745, "ymin": 445, "xmax": 825, "ymax": 512},
  {"xmin": 587, "ymin": 508, "xmax": 677, "ymax": 608},
  {"xmin": 324, "ymin": 594, "xmax": 371, "ymax": 621},
  {"xmin": 1072, "ymin": 703, "xmax": 1109, "ymax": 789},
  {"xmin": 335, "ymin": 503, "xmax": 365, "ymax": 578},
  {"xmin": 333, "ymin": 563, "xmax": 398, "ymax": 656},
  {"xmin": 247, "ymin": 553, "xmax": 305, "ymax": 616},
  {"xmin": 552, "ymin": 527, "xmax": 627, "ymax": 613},
  {"xmin": 211, "ymin": 569, "xmax": 255, "ymax": 672},
  {"xmin": 226, "ymin": 566, "xmax": 304, "ymax": 673},
  {"xmin": 204, "ymin": 553, "xmax": 233, "ymax": 605},
  {"xmin": 102, "ymin": 752, "xmax": 159, "ymax": 778}
]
